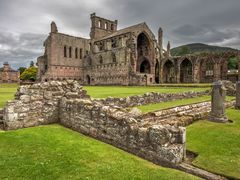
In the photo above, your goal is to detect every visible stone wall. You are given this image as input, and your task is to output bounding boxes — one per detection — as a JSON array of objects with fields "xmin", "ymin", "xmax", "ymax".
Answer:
[
  {"xmin": 2, "ymin": 80, "xmax": 186, "ymax": 166},
  {"xmin": 97, "ymin": 90, "xmax": 210, "ymax": 108},
  {"xmin": 3, "ymin": 80, "xmax": 89, "ymax": 130},
  {"xmin": 59, "ymin": 98, "xmax": 186, "ymax": 165}
]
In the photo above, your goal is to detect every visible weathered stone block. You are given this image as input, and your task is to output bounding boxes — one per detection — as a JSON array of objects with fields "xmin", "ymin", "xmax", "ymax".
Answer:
[{"xmin": 208, "ymin": 81, "xmax": 228, "ymax": 123}]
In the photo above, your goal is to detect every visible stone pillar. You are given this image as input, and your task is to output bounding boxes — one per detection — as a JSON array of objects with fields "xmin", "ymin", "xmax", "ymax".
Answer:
[
  {"xmin": 176, "ymin": 64, "xmax": 181, "ymax": 83},
  {"xmin": 235, "ymin": 81, "xmax": 240, "ymax": 109},
  {"xmin": 192, "ymin": 62, "xmax": 200, "ymax": 83},
  {"xmin": 208, "ymin": 81, "xmax": 228, "ymax": 123}
]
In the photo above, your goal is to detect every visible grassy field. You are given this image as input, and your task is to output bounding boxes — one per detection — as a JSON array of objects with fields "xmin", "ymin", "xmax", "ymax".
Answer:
[
  {"xmin": 83, "ymin": 86, "xmax": 209, "ymax": 98},
  {"xmin": 0, "ymin": 83, "xmax": 18, "ymax": 108},
  {"xmin": 0, "ymin": 124, "xmax": 199, "ymax": 180},
  {"xmin": 187, "ymin": 108, "xmax": 240, "ymax": 179},
  {"xmin": 138, "ymin": 96, "xmax": 235, "ymax": 113}
]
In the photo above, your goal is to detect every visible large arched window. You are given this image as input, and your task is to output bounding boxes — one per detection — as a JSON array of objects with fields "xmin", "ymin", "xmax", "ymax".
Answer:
[
  {"xmin": 180, "ymin": 59, "xmax": 193, "ymax": 83},
  {"xmin": 137, "ymin": 33, "xmax": 150, "ymax": 57}
]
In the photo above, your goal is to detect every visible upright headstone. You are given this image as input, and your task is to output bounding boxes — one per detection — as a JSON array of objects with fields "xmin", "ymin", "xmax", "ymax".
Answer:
[
  {"xmin": 208, "ymin": 81, "xmax": 228, "ymax": 123},
  {"xmin": 235, "ymin": 81, "xmax": 240, "ymax": 109}
]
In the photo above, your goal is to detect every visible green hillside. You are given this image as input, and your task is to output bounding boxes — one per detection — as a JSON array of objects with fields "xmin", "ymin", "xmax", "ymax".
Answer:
[{"xmin": 171, "ymin": 43, "xmax": 238, "ymax": 56}]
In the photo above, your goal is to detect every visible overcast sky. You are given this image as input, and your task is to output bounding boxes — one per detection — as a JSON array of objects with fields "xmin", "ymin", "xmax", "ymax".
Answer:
[{"xmin": 0, "ymin": 0, "xmax": 240, "ymax": 69}]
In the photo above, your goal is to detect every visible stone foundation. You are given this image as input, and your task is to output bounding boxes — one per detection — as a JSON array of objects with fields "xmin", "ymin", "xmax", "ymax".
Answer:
[
  {"xmin": 97, "ymin": 90, "xmax": 210, "ymax": 108},
  {"xmin": 2, "ymin": 81, "xmax": 186, "ymax": 165}
]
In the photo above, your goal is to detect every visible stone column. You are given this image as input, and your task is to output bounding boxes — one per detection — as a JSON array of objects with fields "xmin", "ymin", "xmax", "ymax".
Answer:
[
  {"xmin": 192, "ymin": 62, "xmax": 200, "ymax": 83},
  {"xmin": 176, "ymin": 63, "xmax": 181, "ymax": 83},
  {"xmin": 236, "ymin": 81, "xmax": 240, "ymax": 109},
  {"xmin": 208, "ymin": 81, "xmax": 228, "ymax": 123}
]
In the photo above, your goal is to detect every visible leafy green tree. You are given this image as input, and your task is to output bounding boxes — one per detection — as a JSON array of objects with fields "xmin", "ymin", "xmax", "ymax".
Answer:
[
  {"xmin": 18, "ymin": 67, "xmax": 27, "ymax": 75},
  {"xmin": 228, "ymin": 57, "xmax": 238, "ymax": 70},
  {"xmin": 20, "ymin": 66, "xmax": 38, "ymax": 81}
]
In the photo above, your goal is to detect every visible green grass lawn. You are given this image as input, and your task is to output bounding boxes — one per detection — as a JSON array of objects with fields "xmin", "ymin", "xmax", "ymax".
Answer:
[
  {"xmin": 187, "ymin": 108, "xmax": 240, "ymax": 179},
  {"xmin": 83, "ymin": 86, "xmax": 209, "ymax": 98},
  {"xmin": 0, "ymin": 124, "xmax": 199, "ymax": 180},
  {"xmin": 138, "ymin": 96, "xmax": 235, "ymax": 113},
  {"xmin": 0, "ymin": 83, "xmax": 18, "ymax": 108}
]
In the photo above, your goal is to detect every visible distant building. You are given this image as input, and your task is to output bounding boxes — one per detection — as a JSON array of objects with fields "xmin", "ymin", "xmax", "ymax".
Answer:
[{"xmin": 0, "ymin": 62, "xmax": 20, "ymax": 83}]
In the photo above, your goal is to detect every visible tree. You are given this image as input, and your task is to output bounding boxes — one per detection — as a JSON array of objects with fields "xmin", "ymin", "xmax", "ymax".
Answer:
[
  {"xmin": 30, "ymin": 61, "xmax": 35, "ymax": 67},
  {"xmin": 20, "ymin": 66, "xmax": 38, "ymax": 81},
  {"xmin": 18, "ymin": 67, "xmax": 27, "ymax": 75},
  {"xmin": 228, "ymin": 57, "xmax": 238, "ymax": 70}
]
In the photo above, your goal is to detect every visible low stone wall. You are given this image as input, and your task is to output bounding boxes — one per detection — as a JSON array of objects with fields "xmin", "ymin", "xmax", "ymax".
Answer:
[
  {"xmin": 97, "ymin": 90, "xmax": 210, "ymax": 108},
  {"xmin": 59, "ymin": 97, "xmax": 186, "ymax": 165},
  {"xmin": 3, "ymin": 80, "xmax": 89, "ymax": 130}
]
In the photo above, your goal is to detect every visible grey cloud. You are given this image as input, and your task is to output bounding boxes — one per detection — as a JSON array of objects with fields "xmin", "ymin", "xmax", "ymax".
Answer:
[{"xmin": 0, "ymin": 0, "xmax": 240, "ymax": 69}]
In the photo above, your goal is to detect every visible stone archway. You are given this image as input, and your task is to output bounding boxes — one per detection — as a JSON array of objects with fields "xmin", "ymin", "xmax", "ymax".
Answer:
[
  {"xmin": 86, "ymin": 75, "xmax": 91, "ymax": 85},
  {"xmin": 140, "ymin": 60, "xmax": 151, "ymax": 74},
  {"xmin": 136, "ymin": 32, "xmax": 152, "ymax": 73},
  {"xmin": 180, "ymin": 59, "xmax": 193, "ymax": 83},
  {"xmin": 163, "ymin": 60, "xmax": 175, "ymax": 83}
]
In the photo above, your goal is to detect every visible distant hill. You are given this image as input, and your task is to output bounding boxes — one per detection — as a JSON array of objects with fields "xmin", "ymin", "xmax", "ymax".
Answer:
[{"xmin": 171, "ymin": 43, "xmax": 238, "ymax": 56}]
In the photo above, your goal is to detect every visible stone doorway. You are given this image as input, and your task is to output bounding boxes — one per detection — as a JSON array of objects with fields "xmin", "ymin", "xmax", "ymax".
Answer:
[
  {"xmin": 140, "ymin": 60, "xmax": 151, "ymax": 74},
  {"xmin": 86, "ymin": 75, "xmax": 91, "ymax": 85},
  {"xmin": 180, "ymin": 59, "xmax": 192, "ymax": 83}
]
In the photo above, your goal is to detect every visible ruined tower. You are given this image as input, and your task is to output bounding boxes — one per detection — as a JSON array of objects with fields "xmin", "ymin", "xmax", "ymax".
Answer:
[
  {"xmin": 167, "ymin": 41, "xmax": 171, "ymax": 58},
  {"xmin": 51, "ymin": 21, "xmax": 58, "ymax": 33},
  {"xmin": 90, "ymin": 13, "xmax": 118, "ymax": 39},
  {"xmin": 158, "ymin": 27, "xmax": 163, "ymax": 58}
]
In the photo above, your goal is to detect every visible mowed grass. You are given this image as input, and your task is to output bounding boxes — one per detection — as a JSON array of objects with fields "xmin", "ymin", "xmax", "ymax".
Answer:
[
  {"xmin": 138, "ymin": 96, "xmax": 235, "ymax": 113},
  {"xmin": 0, "ymin": 124, "xmax": 199, "ymax": 180},
  {"xmin": 0, "ymin": 83, "xmax": 18, "ymax": 108},
  {"xmin": 187, "ymin": 108, "xmax": 240, "ymax": 179},
  {"xmin": 83, "ymin": 86, "xmax": 209, "ymax": 98}
]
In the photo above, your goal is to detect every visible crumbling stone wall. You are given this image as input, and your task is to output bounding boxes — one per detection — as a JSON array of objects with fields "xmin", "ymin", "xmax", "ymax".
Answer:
[
  {"xmin": 59, "ymin": 98, "xmax": 186, "ymax": 165},
  {"xmin": 2, "ymin": 80, "xmax": 186, "ymax": 166},
  {"xmin": 3, "ymin": 81, "xmax": 88, "ymax": 130},
  {"xmin": 97, "ymin": 90, "xmax": 210, "ymax": 108}
]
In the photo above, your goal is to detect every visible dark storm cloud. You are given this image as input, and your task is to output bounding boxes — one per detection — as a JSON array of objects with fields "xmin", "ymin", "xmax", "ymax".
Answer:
[{"xmin": 0, "ymin": 0, "xmax": 239, "ymax": 68}]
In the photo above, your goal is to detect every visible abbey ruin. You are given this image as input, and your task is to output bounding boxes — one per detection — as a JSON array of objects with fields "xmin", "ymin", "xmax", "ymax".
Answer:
[{"xmin": 37, "ymin": 13, "xmax": 240, "ymax": 85}]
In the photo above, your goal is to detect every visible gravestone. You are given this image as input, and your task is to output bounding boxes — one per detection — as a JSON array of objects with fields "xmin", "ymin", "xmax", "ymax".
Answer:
[
  {"xmin": 236, "ymin": 81, "xmax": 240, "ymax": 109},
  {"xmin": 208, "ymin": 81, "xmax": 228, "ymax": 123}
]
